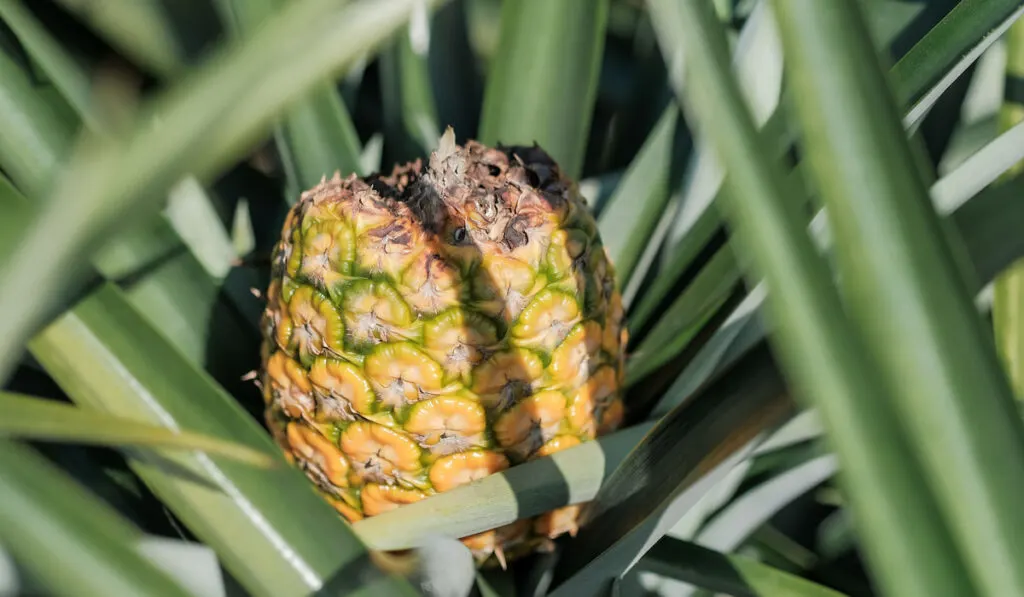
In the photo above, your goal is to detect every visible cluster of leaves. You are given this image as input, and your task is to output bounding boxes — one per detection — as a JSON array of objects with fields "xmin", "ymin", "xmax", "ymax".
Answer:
[{"xmin": 1, "ymin": 0, "xmax": 1024, "ymax": 596}]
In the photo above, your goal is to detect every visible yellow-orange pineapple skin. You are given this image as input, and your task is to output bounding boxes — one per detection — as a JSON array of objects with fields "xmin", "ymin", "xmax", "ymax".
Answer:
[{"xmin": 259, "ymin": 129, "xmax": 627, "ymax": 566}]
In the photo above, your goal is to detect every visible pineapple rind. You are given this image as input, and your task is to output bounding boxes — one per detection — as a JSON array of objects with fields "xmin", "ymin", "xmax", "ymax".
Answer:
[{"xmin": 260, "ymin": 132, "xmax": 627, "ymax": 566}]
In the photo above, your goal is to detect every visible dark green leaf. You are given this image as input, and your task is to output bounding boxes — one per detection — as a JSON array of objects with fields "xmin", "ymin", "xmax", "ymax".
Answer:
[
  {"xmin": 0, "ymin": 44, "xmax": 76, "ymax": 191},
  {"xmin": 690, "ymin": 450, "xmax": 834, "ymax": 556},
  {"xmin": 775, "ymin": 1, "xmax": 1024, "ymax": 595},
  {"xmin": 477, "ymin": 0, "xmax": 608, "ymax": 178},
  {"xmin": 571, "ymin": 4, "xmax": 973, "ymax": 597},
  {"xmin": 275, "ymin": 86, "xmax": 367, "ymax": 194},
  {"xmin": 992, "ymin": 15, "xmax": 1024, "ymax": 399},
  {"xmin": 641, "ymin": 0, "xmax": 1024, "ymax": 334},
  {"xmin": 216, "ymin": 0, "xmax": 366, "ymax": 196},
  {"xmin": 0, "ymin": 438, "xmax": 194, "ymax": 597},
  {"xmin": 893, "ymin": 0, "xmax": 1024, "ymax": 122},
  {"xmin": 1, "ymin": 1, "xmax": 240, "ymax": 279},
  {"xmin": 49, "ymin": 0, "xmax": 186, "ymax": 75},
  {"xmin": 626, "ymin": 244, "xmax": 742, "ymax": 385},
  {"xmin": 947, "ymin": 171, "xmax": 1024, "ymax": 286},
  {"xmin": 0, "ymin": 0, "xmax": 446, "ymax": 381},
  {"xmin": 427, "ymin": 0, "xmax": 482, "ymax": 139},
  {"xmin": 646, "ymin": 115, "xmax": 1024, "ymax": 417},
  {"xmin": 475, "ymin": 570, "xmax": 517, "ymax": 597},
  {"xmin": 0, "ymin": 29, "xmax": 257, "ymax": 395},
  {"xmin": 549, "ymin": 344, "xmax": 797, "ymax": 596},
  {"xmin": 598, "ymin": 105, "xmax": 686, "ymax": 287},
  {"xmin": 379, "ymin": 5, "xmax": 442, "ymax": 164},
  {"xmin": 0, "ymin": 0, "xmax": 95, "ymax": 127},
  {"xmin": 638, "ymin": 537, "xmax": 848, "ymax": 597}
]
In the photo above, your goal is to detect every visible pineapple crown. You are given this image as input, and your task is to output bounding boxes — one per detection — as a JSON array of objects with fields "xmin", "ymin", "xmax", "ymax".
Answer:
[{"xmin": 308, "ymin": 127, "xmax": 581, "ymax": 257}]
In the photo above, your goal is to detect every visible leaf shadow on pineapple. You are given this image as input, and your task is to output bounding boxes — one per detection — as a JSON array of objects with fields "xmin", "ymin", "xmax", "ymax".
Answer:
[{"xmin": 258, "ymin": 127, "xmax": 631, "ymax": 571}]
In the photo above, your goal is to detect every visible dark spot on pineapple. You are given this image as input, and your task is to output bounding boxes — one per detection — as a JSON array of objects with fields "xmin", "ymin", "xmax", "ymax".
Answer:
[
  {"xmin": 540, "ymin": 189, "xmax": 565, "ymax": 210},
  {"xmin": 368, "ymin": 178, "xmax": 399, "ymax": 200},
  {"xmin": 503, "ymin": 215, "xmax": 529, "ymax": 250},
  {"xmin": 423, "ymin": 253, "xmax": 454, "ymax": 282},
  {"xmin": 369, "ymin": 222, "xmax": 412, "ymax": 246},
  {"xmin": 522, "ymin": 164, "xmax": 541, "ymax": 188},
  {"xmin": 528, "ymin": 164, "xmax": 555, "ymax": 188},
  {"xmin": 497, "ymin": 379, "xmax": 533, "ymax": 412},
  {"xmin": 300, "ymin": 460, "xmax": 344, "ymax": 498}
]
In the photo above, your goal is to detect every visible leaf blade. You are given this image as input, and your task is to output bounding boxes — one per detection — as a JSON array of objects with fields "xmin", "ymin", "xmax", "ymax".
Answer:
[
  {"xmin": 28, "ymin": 283, "xmax": 417, "ymax": 597},
  {"xmin": 640, "ymin": 0, "xmax": 1024, "ymax": 338},
  {"xmin": 215, "ymin": 0, "xmax": 366, "ymax": 191},
  {"xmin": 894, "ymin": 0, "xmax": 1024, "ymax": 122},
  {"xmin": 0, "ymin": 439, "xmax": 195, "ymax": 597},
  {"xmin": 568, "ymin": 3, "xmax": 975, "ymax": 597},
  {"xmin": 0, "ymin": 0, "xmax": 95, "ymax": 127},
  {"xmin": 49, "ymin": 0, "xmax": 184, "ymax": 75},
  {"xmin": 993, "ymin": 12, "xmax": 1024, "ymax": 399},
  {"xmin": 775, "ymin": 1, "xmax": 1024, "ymax": 595},
  {"xmin": 0, "ymin": 0, "xmax": 446, "ymax": 381},
  {"xmin": 0, "ymin": 391, "xmax": 274, "ymax": 468},
  {"xmin": 0, "ymin": 29, "xmax": 256, "ymax": 391},
  {"xmin": 598, "ymin": 105, "xmax": 685, "ymax": 287},
  {"xmin": 379, "ymin": 6, "xmax": 442, "ymax": 164},
  {"xmin": 477, "ymin": 0, "xmax": 608, "ymax": 178},
  {"xmin": 638, "ymin": 537, "xmax": 849, "ymax": 597}
]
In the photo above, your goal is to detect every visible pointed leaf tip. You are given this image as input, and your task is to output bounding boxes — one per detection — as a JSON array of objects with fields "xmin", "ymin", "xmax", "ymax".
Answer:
[{"xmin": 437, "ymin": 125, "xmax": 457, "ymax": 155}]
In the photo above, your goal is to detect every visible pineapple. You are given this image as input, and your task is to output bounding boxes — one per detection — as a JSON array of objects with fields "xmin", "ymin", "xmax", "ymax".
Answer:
[{"xmin": 259, "ymin": 127, "xmax": 628, "ymax": 566}]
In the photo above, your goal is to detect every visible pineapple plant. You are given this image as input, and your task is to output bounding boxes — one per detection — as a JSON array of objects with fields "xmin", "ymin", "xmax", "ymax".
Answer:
[
  {"xmin": 2, "ymin": 0, "xmax": 1024, "ymax": 596},
  {"xmin": 260, "ymin": 127, "xmax": 627, "ymax": 565}
]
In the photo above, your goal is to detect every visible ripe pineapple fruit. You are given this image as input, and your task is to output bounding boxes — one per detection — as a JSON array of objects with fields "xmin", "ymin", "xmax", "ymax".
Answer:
[{"xmin": 260, "ymin": 127, "xmax": 628, "ymax": 566}]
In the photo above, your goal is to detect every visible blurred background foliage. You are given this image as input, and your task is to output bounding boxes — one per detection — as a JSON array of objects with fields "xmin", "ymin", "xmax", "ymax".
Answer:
[{"xmin": 1, "ymin": 0, "xmax": 1024, "ymax": 596}]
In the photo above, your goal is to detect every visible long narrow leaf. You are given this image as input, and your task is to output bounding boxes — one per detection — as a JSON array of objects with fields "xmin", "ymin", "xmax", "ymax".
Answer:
[
  {"xmin": 0, "ymin": 8, "xmax": 238, "ymax": 281},
  {"xmin": 275, "ymin": 87, "xmax": 367, "ymax": 194},
  {"xmin": 626, "ymin": 244, "xmax": 742, "ymax": 385},
  {"xmin": 598, "ymin": 105, "xmax": 686, "ymax": 286},
  {"xmin": 0, "ymin": 439, "xmax": 194, "ymax": 597},
  {"xmin": 638, "ymin": 537, "xmax": 848, "ymax": 597},
  {"xmin": 660, "ymin": 0, "xmax": 786, "ymax": 269},
  {"xmin": 29, "ymin": 283, "xmax": 417, "ymax": 597},
  {"xmin": 689, "ymin": 454, "xmax": 836, "ymax": 563},
  {"xmin": 641, "ymin": 0, "xmax": 1024, "ymax": 334},
  {"xmin": 0, "ymin": 0, "xmax": 95, "ymax": 127},
  {"xmin": 0, "ymin": 45, "xmax": 75, "ymax": 190},
  {"xmin": 993, "ymin": 16, "xmax": 1024, "ymax": 398},
  {"xmin": 215, "ymin": 0, "xmax": 366, "ymax": 194},
  {"xmin": 895, "ymin": 0, "xmax": 1024, "ymax": 127},
  {"xmin": 477, "ymin": 0, "xmax": 608, "ymax": 178},
  {"xmin": 49, "ymin": 0, "xmax": 184, "ymax": 75},
  {"xmin": 550, "ymin": 343, "xmax": 796, "ymax": 595},
  {"xmin": 0, "ymin": 391, "xmax": 274, "ymax": 467},
  {"xmin": 626, "ymin": 4, "xmax": 975, "ymax": 597},
  {"xmin": 427, "ymin": 0, "xmax": 482, "ymax": 139},
  {"xmin": 0, "ymin": 0, "xmax": 446, "ymax": 382},
  {"xmin": 0, "ymin": 33, "xmax": 255, "ymax": 388},
  {"xmin": 775, "ymin": 2, "xmax": 1024, "ymax": 595},
  {"xmin": 379, "ymin": 3, "xmax": 442, "ymax": 164},
  {"xmin": 648, "ymin": 116, "xmax": 1024, "ymax": 418},
  {"xmin": 633, "ymin": 17, "xmax": 1024, "ymax": 389}
]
